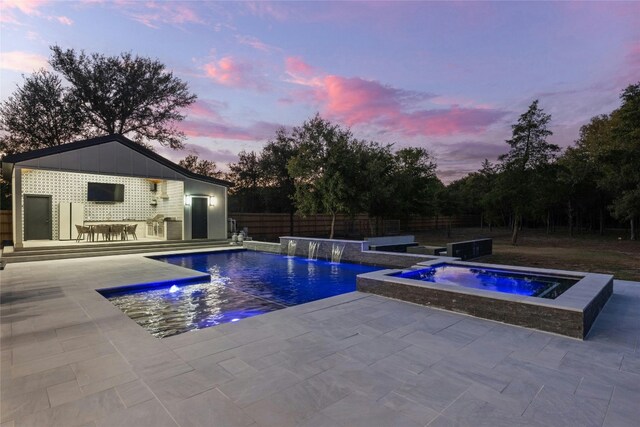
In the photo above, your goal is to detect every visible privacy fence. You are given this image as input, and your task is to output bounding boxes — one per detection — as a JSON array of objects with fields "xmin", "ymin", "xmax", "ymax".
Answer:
[
  {"xmin": 0, "ymin": 210, "xmax": 479, "ymax": 244},
  {"xmin": 0, "ymin": 211, "xmax": 11, "ymax": 244},
  {"xmin": 231, "ymin": 213, "xmax": 479, "ymax": 241}
]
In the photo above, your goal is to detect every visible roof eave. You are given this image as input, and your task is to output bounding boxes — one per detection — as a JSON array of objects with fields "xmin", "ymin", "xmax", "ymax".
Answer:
[{"xmin": 0, "ymin": 134, "xmax": 233, "ymax": 187}]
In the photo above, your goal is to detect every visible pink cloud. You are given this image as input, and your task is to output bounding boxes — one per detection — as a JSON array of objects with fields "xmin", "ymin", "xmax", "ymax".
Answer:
[
  {"xmin": 55, "ymin": 15, "xmax": 73, "ymax": 25},
  {"xmin": 181, "ymin": 98, "xmax": 279, "ymax": 140},
  {"xmin": 179, "ymin": 120, "xmax": 280, "ymax": 141},
  {"xmin": 318, "ymin": 75, "xmax": 435, "ymax": 127},
  {"xmin": 243, "ymin": 1, "xmax": 291, "ymax": 21},
  {"xmin": 0, "ymin": 0, "xmax": 71, "ymax": 25},
  {"xmin": 0, "ymin": 51, "xmax": 48, "ymax": 73},
  {"xmin": 123, "ymin": 1, "xmax": 204, "ymax": 28},
  {"xmin": 1, "ymin": 0, "xmax": 74, "ymax": 26},
  {"xmin": 203, "ymin": 57, "xmax": 268, "ymax": 91},
  {"xmin": 285, "ymin": 57, "xmax": 316, "ymax": 78},
  {"xmin": 0, "ymin": 0, "xmax": 46, "ymax": 16},
  {"xmin": 387, "ymin": 107, "xmax": 507, "ymax": 137},
  {"xmin": 284, "ymin": 57, "xmax": 324, "ymax": 87},
  {"xmin": 235, "ymin": 35, "xmax": 279, "ymax": 53},
  {"xmin": 186, "ymin": 99, "xmax": 227, "ymax": 121},
  {"xmin": 284, "ymin": 57, "xmax": 505, "ymax": 137}
]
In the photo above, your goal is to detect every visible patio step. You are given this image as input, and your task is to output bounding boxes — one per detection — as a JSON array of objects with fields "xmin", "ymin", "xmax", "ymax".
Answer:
[
  {"xmin": 10, "ymin": 239, "xmax": 226, "ymax": 253},
  {"xmin": 1, "ymin": 240, "xmax": 235, "ymax": 263}
]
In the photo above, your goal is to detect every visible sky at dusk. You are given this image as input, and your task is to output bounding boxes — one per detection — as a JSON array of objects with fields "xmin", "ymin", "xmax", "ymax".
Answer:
[{"xmin": 1, "ymin": 1, "xmax": 639, "ymax": 182}]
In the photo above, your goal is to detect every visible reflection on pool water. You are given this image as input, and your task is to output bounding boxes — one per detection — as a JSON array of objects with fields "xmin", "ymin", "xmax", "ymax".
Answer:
[
  {"xmin": 99, "ymin": 250, "xmax": 380, "ymax": 338},
  {"xmin": 390, "ymin": 263, "xmax": 578, "ymax": 299}
]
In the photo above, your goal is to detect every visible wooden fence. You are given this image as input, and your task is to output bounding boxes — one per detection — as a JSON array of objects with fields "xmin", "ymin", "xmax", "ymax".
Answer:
[
  {"xmin": 230, "ymin": 212, "xmax": 479, "ymax": 241},
  {"xmin": 0, "ymin": 210, "xmax": 479, "ymax": 244},
  {"xmin": 1, "ymin": 211, "xmax": 11, "ymax": 244}
]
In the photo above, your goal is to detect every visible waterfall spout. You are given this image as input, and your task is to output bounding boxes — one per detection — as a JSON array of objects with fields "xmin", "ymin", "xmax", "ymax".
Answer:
[
  {"xmin": 308, "ymin": 241, "xmax": 319, "ymax": 260},
  {"xmin": 287, "ymin": 240, "xmax": 297, "ymax": 257},
  {"xmin": 331, "ymin": 244, "xmax": 345, "ymax": 263}
]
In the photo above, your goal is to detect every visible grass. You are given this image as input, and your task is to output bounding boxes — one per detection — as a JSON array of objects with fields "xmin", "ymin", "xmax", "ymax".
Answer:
[{"xmin": 413, "ymin": 227, "xmax": 640, "ymax": 281}]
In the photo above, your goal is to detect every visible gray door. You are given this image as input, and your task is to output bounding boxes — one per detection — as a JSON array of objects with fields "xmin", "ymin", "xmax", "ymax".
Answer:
[
  {"xmin": 191, "ymin": 197, "xmax": 208, "ymax": 239},
  {"xmin": 24, "ymin": 195, "xmax": 52, "ymax": 240}
]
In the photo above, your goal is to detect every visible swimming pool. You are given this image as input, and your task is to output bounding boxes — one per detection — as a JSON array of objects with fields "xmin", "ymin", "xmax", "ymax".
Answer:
[
  {"xmin": 99, "ymin": 250, "xmax": 380, "ymax": 337},
  {"xmin": 390, "ymin": 263, "xmax": 578, "ymax": 299}
]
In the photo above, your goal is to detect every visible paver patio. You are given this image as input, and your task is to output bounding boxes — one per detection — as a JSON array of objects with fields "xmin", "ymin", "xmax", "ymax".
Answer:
[{"xmin": 1, "ymin": 250, "xmax": 638, "ymax": 426}]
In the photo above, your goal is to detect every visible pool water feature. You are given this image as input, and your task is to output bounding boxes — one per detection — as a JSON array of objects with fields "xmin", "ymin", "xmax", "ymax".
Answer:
[
  {"xmin": 287, "ymin": 240, "xmax": 297, "ymax": 257},
  {"xmin": 99, "ymin": 250, "xmax": 380, "ymax": 338},
  {"xmin": 331, "ymin": 243, "xmax": 345, "ymax": 263},
  {"xmin": 391, "ymin": 263, "xmax": 578, "ymax": 299},
  {"xmin": 308, "ymin": 241, "xmax": 320, "ymax": 260}
]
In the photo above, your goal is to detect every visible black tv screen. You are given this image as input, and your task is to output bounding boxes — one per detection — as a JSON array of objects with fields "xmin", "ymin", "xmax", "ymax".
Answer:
[{"xmin": 87, "ymin": 182, "xmax": 124, "ymax": 202}]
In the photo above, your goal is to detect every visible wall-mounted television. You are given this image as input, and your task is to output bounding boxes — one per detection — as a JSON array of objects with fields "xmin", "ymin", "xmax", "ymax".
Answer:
[{"xmin": 87, "ymin": 182, "xmax": 124, "ymax": 202}]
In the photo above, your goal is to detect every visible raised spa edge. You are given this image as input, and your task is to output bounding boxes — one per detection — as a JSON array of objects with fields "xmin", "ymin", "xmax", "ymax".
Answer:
[{"xmin": 356, "ymin": 260, "xmax": 613, "ymax": 339}]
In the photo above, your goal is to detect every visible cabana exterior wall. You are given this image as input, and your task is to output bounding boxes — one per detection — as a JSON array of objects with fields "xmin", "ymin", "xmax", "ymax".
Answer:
[{"xmin": 2, "ymin": 135, "xmax": 230, "ymax": 247}]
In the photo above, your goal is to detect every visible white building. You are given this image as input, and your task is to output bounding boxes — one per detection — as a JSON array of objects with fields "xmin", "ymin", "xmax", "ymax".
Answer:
[{"xmin": 1, "ymin": 135, "xmax": 230, "ymax": 248}]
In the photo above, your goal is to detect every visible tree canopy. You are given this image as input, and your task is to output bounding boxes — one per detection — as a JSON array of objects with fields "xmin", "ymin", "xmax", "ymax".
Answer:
[
  {"xmin": 497, "ymin": 100, "xmax": 559, "ymax": 244},
  {"xmin": 287, "ymin": 115, "xmax": 357, "ymax": 239},
  {"xmin": 178, "ymin": 154, "xmax": 224, "ymax": 179},
  {"xmin": 0, "ymin": 70, "xmax": 83, "ymax": 155},
  {"xmin": 1, "ymin": 45, "xmax": 196, "ymax": 155}
]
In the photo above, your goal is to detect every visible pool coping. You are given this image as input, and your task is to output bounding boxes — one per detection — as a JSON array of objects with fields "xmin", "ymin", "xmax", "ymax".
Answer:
[{"xmin": 356, "ymin": 259, "xmax": 614, "ymax": 339}]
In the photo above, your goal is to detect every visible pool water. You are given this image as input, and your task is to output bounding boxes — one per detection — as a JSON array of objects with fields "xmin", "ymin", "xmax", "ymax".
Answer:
[
  {"xmin": 99, "ymin": 250, "xmax": 380, "ymax": 338},
  {"xmin": 390, "ymin": 263, "xmax": 578, "ymax": 298}
]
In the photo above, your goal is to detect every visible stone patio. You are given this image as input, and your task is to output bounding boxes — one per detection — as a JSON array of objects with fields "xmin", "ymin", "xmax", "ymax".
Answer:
[{"xmin": 1, "ymin": 250, "xmax": 638, "ymax": 426}]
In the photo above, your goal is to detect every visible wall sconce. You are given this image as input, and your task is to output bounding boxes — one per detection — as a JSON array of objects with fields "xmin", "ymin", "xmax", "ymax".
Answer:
[
  {"xmin": 184, "ymin": 195, "xmax": 192, "ymax": 206},
  {"xmin": 209, "ymin": 196, "xmax": 217, "ymax": 207}
]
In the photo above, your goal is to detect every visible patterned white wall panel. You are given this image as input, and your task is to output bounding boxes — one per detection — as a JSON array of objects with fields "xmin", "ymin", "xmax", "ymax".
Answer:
[{"xmin": 21, "ymin": 169, "xmax": 183, "ymax": 240}]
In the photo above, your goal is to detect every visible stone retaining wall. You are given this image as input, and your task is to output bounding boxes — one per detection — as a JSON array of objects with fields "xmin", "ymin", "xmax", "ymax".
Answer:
[
  {"xmin": 277, "ymin": 237, "xmax": 447, "ymax": 268},
  {"xmin": 242, "ymin": 240, "xmax": 281, "ymax": 253}
]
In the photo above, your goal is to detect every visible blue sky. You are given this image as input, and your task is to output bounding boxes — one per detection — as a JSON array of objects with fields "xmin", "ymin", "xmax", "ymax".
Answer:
[{"xmin": 1, "ymin": 1, "xmax": 639, "ymax": 181}]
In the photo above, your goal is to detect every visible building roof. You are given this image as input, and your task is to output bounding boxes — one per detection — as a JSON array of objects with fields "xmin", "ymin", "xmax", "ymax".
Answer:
[{"xmin": 1, "ymin": 134, "xmax": 232, "ymax": 187}]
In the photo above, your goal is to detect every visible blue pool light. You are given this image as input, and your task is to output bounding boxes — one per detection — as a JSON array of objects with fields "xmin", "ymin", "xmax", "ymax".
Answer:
[{"xmin": 169, "ymin": 285, "xmax": 179, "ymax": 293}]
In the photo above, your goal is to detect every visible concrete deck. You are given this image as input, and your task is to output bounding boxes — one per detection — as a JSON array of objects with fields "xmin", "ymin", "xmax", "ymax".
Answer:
[{"xmin": 1, "ymin": 250, "xmax": 638, "ymax": 426}]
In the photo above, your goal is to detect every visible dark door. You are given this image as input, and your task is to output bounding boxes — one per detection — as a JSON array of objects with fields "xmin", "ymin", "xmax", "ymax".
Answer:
[
  {"xmin": 191, "ymin": 197, "xmax": 208, "ymax": 239},
  {"xmin": 24, "ymin": 195, "xmax": 52, "ymax": 240}
]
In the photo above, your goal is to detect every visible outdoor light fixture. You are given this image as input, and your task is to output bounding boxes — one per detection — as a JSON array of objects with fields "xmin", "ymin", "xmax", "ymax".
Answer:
[
  {"xmin": 209, "ymin": 196, "xmax": 217, "ymax": 207},
  {"xmin": 184, "ymin": 195, "xmax": 192, "ymax": 206}
]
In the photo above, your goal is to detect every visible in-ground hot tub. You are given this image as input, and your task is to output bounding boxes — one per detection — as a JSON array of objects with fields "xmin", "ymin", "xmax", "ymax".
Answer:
[{"xmin": 357, "ymin": 261, "xmax": 613, "ymax": 339}]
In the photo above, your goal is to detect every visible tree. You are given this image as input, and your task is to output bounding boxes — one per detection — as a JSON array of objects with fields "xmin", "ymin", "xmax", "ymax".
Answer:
[
  {"xmin": 288, "ymin": 115, "xmax": 360, "ymax": 239},
  {"xmin": 435, "ymin": 183, "xmax": 459, "ymax": 238},
  {"xmin": 0, "ymin": 70, "xmax": 84, "ymax": 155},
  {"xmin": 1, "ymin": 47, "xmax": 196, "ymax": 155},
  {"xmin": 178, "ymin": 154, "xmax": 224, "ymax": 178},
  {"xmin": 392, "ymin": 147, "xmax": 440, "ymax": 219},
  {"xmin": 227, "ymin": 150, "xmax": 263, "ymax": 212},
  {"xmin": 356, "ymin": 141, "xmax": 395, "ymax": 236},
  {"xmin": 259, "ymin": 128, "xmax": 297, "ymax": 234},
  {"xmin": 596, "ymin": 83, "xmax": 640, "ymax": 239},
  {"xmin": 476, "ymin": 159, "xmax": 502, "ymax": 230},
  {"xmin": 498, "ymin": 100, "xmax": 559, "ymax": 245},
  {"xmin": 557, "ymin": 137, "xmax": 606, "ymax": 237},
  {"xmin": 49, "ymin": 45, "xmax": 196, "ymax": 149}
]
